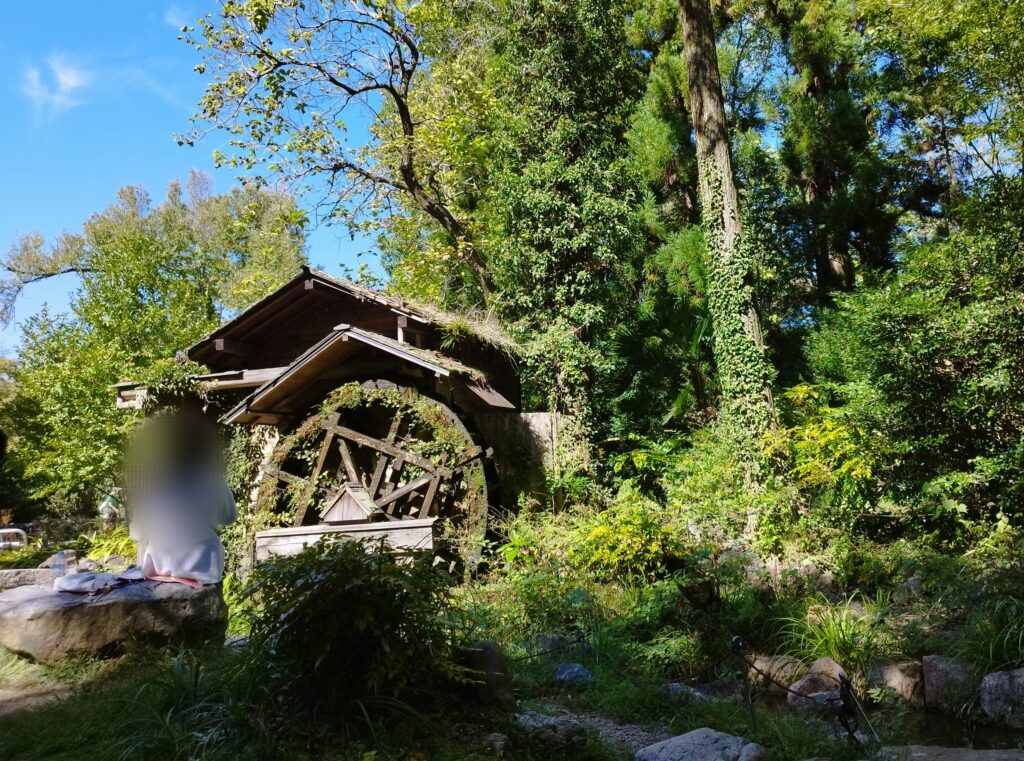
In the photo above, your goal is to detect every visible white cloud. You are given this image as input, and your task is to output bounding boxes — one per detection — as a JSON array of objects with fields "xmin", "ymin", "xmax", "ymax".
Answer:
[
  {"xmin": 164, "ymin": 4, "xmax": 190, "ymax": 29},
  {"xmin": 21, "ymin": 56, "xmax": 92, "ymax": 112}
]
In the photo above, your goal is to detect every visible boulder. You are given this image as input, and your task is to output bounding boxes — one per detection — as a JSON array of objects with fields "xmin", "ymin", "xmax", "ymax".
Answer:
[
  {"xmin": 922, "ymin": 655, "xmax": 974, "ymax": 714},
  {"xmin": 555, "ymin": 662, "xmax": 593, "ymax": 687},
  {"xmin": 460, "ymin": 640, "xmax": 517, "ymax": 711},
  {"xmin": 515, "ymin": 711, "xmax": 587, "ymax": 749},
  {"xmin": 0, "ymin": 568, "xmax": 55, "ymax": 592},
  {"xmin": 868, "ymin": 660, "xmax": 925, "ymax": 708},
  {"xmin": 483, "ymin": 731, "xmax": 509, "ymax": 757},
  {"xmin": 634, "ymin": 728, "xmax": 766, "ymax": 761},
  {"xmin": 749, "ymin": 654, "xmax": 805, "ymax": 694},
  {"xmin": 787, "ymin": 657, "xmax": 845, "ymax": 712},
  {"xmin": 981, "ymin": 666, "xmax": 1024, "ymax": 729},
  {"xmin": 0, "ymin": 581, "xmax": 226, "ymax": 664}
]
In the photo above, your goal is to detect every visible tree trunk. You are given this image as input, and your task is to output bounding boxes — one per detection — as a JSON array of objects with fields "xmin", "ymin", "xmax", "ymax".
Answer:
[{"xmin": 678, "ymin": 0, "xmax": 777, "ymax": 447}]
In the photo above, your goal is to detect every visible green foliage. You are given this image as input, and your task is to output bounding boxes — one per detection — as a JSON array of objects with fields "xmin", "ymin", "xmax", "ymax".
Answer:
[
  {"xmin": 807, "ymin": 179, "xmax": 1024, "ymax": 529},
  {"xmin": 83, "ymin": 525, "xmax": 137, "ymax": 563},
  {"xmin": 765, "ymin": 384, "xmax": 880, "ymax": 509},
  {"xmin": 241, "ymin": 539, "xmax": 463, "ymax": 723},
  {"xmin": 570, "ymin": 484, "xmax": 687, "ymax": 583},
  {"xmin": 782, "ymin": 593, "xmax": 898, "ymax": 678},
  {"xmin": 2, "ymin": 178, "xmax": 304, "ymax": 511}
]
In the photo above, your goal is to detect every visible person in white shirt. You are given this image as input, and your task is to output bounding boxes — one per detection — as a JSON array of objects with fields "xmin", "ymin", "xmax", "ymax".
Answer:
[{"xmin": 126, "ymin": 405, "xmax": 237, "ymax": 586}]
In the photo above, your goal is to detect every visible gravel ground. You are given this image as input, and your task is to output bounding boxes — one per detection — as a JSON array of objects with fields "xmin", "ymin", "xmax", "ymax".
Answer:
[{"xmin": 553, "ymin": 705, "xmax": 672, "ymax": 757}]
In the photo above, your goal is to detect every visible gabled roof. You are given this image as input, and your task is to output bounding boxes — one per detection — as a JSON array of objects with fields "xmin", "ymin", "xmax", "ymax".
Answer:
[
  {"xmin": 188, "ymin": 266, "xmax": 516, "ymax": 369},
  {"xmin": 223, "ymin": 324, "xmax": 515, "ymax": 425}
]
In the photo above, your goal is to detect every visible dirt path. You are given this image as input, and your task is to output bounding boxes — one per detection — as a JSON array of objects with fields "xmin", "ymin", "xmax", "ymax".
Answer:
[{"xmin": 542, "ymin": 704, "xmax": 671, "ymax": 757}]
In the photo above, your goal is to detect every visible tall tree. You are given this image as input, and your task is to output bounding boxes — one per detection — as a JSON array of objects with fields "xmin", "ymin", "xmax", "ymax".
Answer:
[
  {"xmin": 183, "ymin": 0, "xmax": 489, "ymax": 297},
  {"xmin": 677, "ymin": 0, "xmax": 777, "ymax": 447}
]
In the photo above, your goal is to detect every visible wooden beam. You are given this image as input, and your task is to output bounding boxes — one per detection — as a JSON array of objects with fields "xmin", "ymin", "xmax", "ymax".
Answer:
[
  {"xmin": 198, "ymin": 367, "xmax": 287, "ymax": 392},
  {"xmin": 337, "ymin": 438, "xmax": 360, "ymax": 484},
  {"xmin": 420, "ymin": 476, "xmax": 441, "ymax": 518},
  {"xmin": 376, "ymin": 475, "xmax": 432, "ymax": 507},
  {"xmin": 324, "ymin": 423, "xmax": 452, "ymax": 478},
  {"xmin": 369, "ymin": 413, "xmax": 402, "ymax": 497},
  {"xmin": 261, "ymin": 463, "xmax": 307, "ymax": 488},
  {"xmin": 214, "ymin": 338, "xmax": 257, "ymax": 358}
]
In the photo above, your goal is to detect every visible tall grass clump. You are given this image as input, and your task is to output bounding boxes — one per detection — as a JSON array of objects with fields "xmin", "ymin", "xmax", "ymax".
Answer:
[
  {"xmin": 782, "ymin": 592, "xmax": 897, "ymax": 677},
  {"xmin": 953, "ymin": 596, "xmax": 1024, "ymax": 676}
]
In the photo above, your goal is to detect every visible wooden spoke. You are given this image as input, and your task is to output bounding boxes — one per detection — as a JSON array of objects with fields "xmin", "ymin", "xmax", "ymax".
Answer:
[
  {"xmin": 325, "ymin": 424, "xmax": 451, "ymax": 477},
  {"xmin": 337, "ymin": 438, "xmax": 359, "ymax": 483}
]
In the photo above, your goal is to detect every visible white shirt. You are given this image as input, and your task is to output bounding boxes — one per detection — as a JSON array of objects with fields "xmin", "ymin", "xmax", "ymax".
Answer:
[{"xmin": 128, "ymin": 468, "xmax": 237, "ymax": 584}]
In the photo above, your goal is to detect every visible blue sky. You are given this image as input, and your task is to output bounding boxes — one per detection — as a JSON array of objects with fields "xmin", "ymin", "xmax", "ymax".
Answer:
[{"xmin": 0, "ymin": 2, "xmax": 374, "ymax": 357}]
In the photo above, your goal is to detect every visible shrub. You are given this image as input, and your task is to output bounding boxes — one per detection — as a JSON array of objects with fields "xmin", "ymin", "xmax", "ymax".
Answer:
[
  {"xmin": 570, "ymin": 483, "xmax": 688, "ymax": 582},
  {"xmin": 241, "ymin": 539, "xmax": 463, "ymax": 726}
]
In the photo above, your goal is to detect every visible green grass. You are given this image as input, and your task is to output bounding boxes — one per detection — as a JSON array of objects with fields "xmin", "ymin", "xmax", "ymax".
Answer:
[
  {"xmin": 780, "ymin": 593, "xmax": 899, "ymax": 678},
  {"xmin": 0, "ymin": 647, "xmax": 47, "ymax": 688}
]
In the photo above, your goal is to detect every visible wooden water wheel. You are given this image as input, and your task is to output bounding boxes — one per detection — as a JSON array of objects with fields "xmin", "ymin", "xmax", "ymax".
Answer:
[{"xmin": 256, "ymin": 380, "xmax": 490, "ymax": 557}]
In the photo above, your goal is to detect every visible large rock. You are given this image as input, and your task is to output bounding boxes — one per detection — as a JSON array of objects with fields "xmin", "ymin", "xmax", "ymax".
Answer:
[
  {"xmin": 981, "ymin": 666, "xmax": 1024, "ymax": 728},
  {"xmin": 787, "ymin": 657, "xmax": 845, "ymax": 712},
  {"xmin": 868, "ymin": 660, "xmax": 925, "ymax": 708},
  {"xmin": 0, "ymin": 568, "xmax": 55, "ymax": 592},
  {"xmin": 515, "ymin": 711, "xmax": 587, "ymax": 749},
  {"xmin": 0, "ymin": 581, "xmax": 226, "ymax": 664},
  {"xmin": 748, "ymin": 654, "xmax": 805, "ymax": 694},
  {"xmin": 460, "ymin": 640, "xmax": 516, "ymax": 711},
  {"xmin": 922, "ymin": 655, "xmax": 974, "ymax": 714},
  {"xmin": 635, "ymin": 728, "xmax": 766, "ymax": 761},
  {"xmin": 555, "ymin": 662, "xmax": 593, "ymax": 687}
]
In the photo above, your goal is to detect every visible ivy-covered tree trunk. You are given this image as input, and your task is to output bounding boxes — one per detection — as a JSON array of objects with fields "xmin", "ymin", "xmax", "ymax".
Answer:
[{"xmin": 678, "ymin": 0, "xmax": 778, "ymax": 447}]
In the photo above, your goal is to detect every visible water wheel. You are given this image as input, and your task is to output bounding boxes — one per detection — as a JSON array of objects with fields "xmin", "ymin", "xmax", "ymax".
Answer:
[{"xmin": 255, "ymin": 380, "xmax": 490, "ymax": 559}]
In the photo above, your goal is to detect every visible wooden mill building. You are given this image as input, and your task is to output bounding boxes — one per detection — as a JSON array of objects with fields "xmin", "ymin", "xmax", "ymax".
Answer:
[{"xmin": 117, "ymin": 267, "xmax": 558, "ymax": 561}]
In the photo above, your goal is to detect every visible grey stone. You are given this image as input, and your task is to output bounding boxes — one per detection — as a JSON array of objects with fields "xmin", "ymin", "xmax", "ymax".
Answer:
[
  {"xmin": 0, "ymin": 581, "xmax": 226, "ymax": 664},
  {"xmin": 719, "ymin": 545, "xmax": 765, "ymax": 583},
  {"xmin": 788, "ymin": 657, "xmax": 846, "ymax": 712},
  {"xmin": 515, "ymin": 711, "xmax": 587, "ymax": 748},
  {"xmin": 749, "ymin": 654, "xmax": 805, "ymax": 694},
  {"xmin": 664, "ymin": 682, "xmax": 708, "ymax": 702},
  {"xmin": 697, "ymin": 676, "xmax": 744, "ymax": 699},
  {"xmin": 981, "ymin": 666, "xmax": 1024, "ymax": 729},
  {"xmin": 555, "ymin": 662, "xmax": 593, "ymax": 686},
  {"xmin": 634, "ymin": 727, "xmax": 766, "ymax": 761},
  {"xmin": 922, "ymin": 655, "xmax": 974, "ymax": 714},
  {"xmin": 484, "ymin": 731, "xmax": 508, "ymax": 757},
  {"xmin": 0, "ymin": 568, "xmax": 55, "ymax": 591},
  {"xmin": 893, "ymin": 577, "xmax": 923, "ymax": 604},
  {"xmin": 224, "ymin": 634, "xmax": 250, "ymax": 649},
  {"xmin": 868, "ymin": 660, "xmax": 924, "ymax": 708},
  {"xmin": 461, "ymin": 640, "xmax": 517, "ymax": 711}
]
